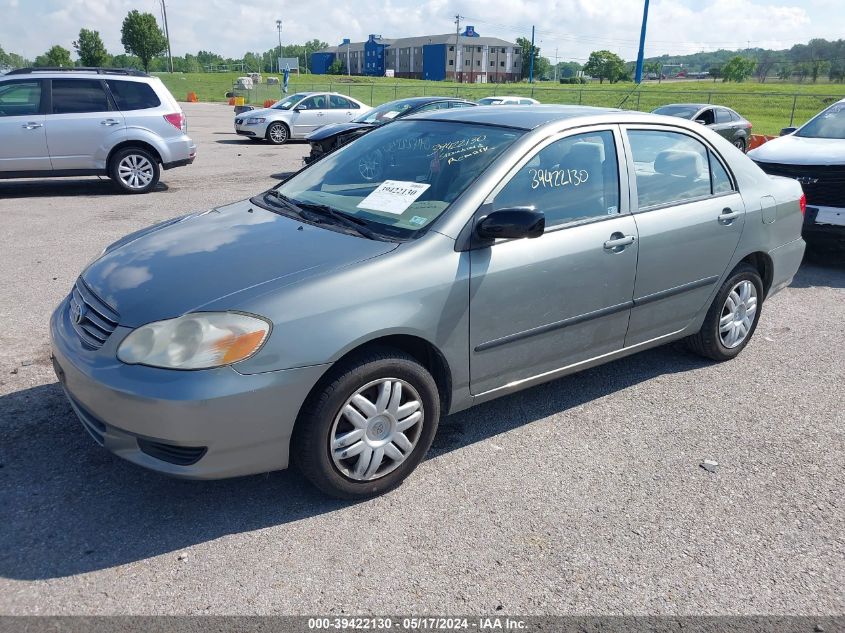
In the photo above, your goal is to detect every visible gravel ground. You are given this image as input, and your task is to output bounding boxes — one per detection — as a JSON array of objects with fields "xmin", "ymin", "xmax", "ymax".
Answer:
[{"xmin": 0, "ymin": 102, "xmax": 843, "ymax": 616}]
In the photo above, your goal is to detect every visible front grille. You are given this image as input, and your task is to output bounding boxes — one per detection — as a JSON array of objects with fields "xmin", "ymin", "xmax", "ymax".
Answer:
[
  {"xmin": 137, "ymin": 439, "xmax": 208, "ymax": 466},
  {"xmin": 755, "ymin": 161, "xmax": 845, "ymax": 208},
  {"xmin": 69, "ymin": 279, "xmax": 119, "ymax": 349}
]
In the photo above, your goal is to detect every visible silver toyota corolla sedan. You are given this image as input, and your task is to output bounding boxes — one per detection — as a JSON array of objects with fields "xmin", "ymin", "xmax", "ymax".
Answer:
[{"xmin": 51, "ymin": 106, "xmax": 806, "ymax": 498}]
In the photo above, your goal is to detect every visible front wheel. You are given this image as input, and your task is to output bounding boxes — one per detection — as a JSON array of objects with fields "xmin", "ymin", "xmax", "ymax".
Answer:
[
  {"xmin": 292, "ymin": 348, "xmax": 440, "ymax": 499},
  {"xmin": 686, "ymin": 263, "xmax": 763, "ymax": 361},
  {"xmin": 266, "ymin": 122, "xmax": 289, "ymax": 145},
  {"xmin": 109, "ymin": 147, "xmax": 160, "ymax": 194}
]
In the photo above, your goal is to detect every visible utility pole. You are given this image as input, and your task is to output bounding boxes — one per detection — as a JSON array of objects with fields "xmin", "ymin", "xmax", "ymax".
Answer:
[
  {"xmin": 454, "ymin": 15, "xmax": 462, "ymax": 82},
  {"xmin": 553, "ymin": 47, "xmax": 559, "ymax": 82},
  {"xmin": 276, "ymin": 20, "xmax": 283, "ymax": 74},
  {"xmin": 528, "ymin": 25, "xmax": 535, "ymax": 83},
  {"xmin": 634, "ymin": 0, "xmax": 649, "ymax": 83},
  {"xmin": 160, "ymin": 0, "xmax": 173, "ymax": 72}
]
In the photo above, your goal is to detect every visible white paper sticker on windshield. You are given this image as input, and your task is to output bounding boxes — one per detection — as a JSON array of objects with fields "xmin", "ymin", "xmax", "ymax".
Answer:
[
  {"xmin": 382, "ymin": 111, "xmax": 400, "ymax": 119},
  {"xmin": 357, "ymin": 180, "xmax": 431, "ymax": 215}
]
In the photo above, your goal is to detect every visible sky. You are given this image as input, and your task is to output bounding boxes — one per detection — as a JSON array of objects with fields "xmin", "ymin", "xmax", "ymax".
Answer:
[{"xmin": 1, "ymin": 0, "xmax": 842, "ymax": 63}]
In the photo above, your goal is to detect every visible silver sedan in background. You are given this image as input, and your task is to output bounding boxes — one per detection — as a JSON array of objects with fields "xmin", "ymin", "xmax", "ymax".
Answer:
[
  {"xmin": 234, "ymin": 91, "xmax": 371, "ymax": 144},
  {"xmin": 52, "ymin": 106, "xmax": 805, "ymax": 498}
]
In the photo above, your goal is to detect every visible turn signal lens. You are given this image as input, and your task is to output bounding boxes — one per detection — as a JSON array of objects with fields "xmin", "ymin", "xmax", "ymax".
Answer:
[{"xmin": 118, "ymin": 312, "xmax": 270, "ymax": 370}]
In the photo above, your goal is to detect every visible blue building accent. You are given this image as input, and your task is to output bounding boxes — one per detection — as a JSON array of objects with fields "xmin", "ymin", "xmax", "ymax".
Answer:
[
  {"xmin": 364, "ymin": 34, "xmax": 387, "ymax": 76},
  {"xmin": 311, "ymin": 52, "xmax": 335, "ymax": 75},
  {"xmin": 422, "ymin": 44, "xmax": 446, "ymax": 81},
  {"xmin": 462, "ymin": 26, "xmax": 479, "ymax": 37}
]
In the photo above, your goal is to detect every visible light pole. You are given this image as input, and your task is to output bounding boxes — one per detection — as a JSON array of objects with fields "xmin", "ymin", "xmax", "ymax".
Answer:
[{"xmin": 276, "ymin": 20, "xmax": 282, "ymax": 73}]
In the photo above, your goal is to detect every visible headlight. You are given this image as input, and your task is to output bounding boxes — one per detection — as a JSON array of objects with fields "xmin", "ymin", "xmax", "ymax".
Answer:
[
  {"xmin": 246, "ymin": 117, "xmax": 266, "ymax": 125},
  {"xmin": 117, "ymin": 312, "xmax": 270, "ymax": 370}
]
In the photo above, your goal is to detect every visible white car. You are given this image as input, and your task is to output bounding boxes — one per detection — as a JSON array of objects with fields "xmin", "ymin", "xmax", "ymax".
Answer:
[
  {"xmin": 477, "ymin": 96, "xmax": 540, "ymax": 106},
  {"xmin": 234, "ymin": 92, "xmax": 371, "ymax": 145},
  {"xmin": 748, "ymin": 98, "xmax": 845, "ymax": 254}
]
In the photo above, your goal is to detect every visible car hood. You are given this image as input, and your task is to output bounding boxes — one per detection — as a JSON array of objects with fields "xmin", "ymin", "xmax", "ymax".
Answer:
[
  {"xmin": 82, "ymin": 199, "xmax": 398, "ymax": 327},
  {"xmin": 236, "ymin": 107, "xmax": 279, "ymax": 119},
  {"xmin": 748, "ymin": 135, "xmax": 845, "ymax": 166},
  {"xmin": 307, "ymin": 121, "xmax": 373, "ymax": 141}
]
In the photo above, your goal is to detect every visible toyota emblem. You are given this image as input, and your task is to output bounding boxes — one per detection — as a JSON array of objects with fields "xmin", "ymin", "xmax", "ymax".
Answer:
[{"xmin": 71, "ymin": 302, "xmax": 85, "ymax": 325}]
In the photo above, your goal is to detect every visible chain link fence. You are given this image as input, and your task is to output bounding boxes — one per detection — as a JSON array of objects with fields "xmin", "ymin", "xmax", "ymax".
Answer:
[{"xmin": 233, "ymin": 82, "xmax": 843, "ymax": 134}]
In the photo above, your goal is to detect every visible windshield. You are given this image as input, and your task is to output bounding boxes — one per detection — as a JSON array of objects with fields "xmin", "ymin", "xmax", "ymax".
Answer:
[
  {"xmin": 796, "ymin": 102, "xmax": 845, "ymax": 139},
  {"xmin": 478, "ymin": 98, "xmax": 503, "ymax": 105},
  {"xmin": 354, "ymin": 99, "xmax": 419, "ymax": 124},
  {"xmin": 653, "ymin": 105, "xmax": 700, "ymax": 119},
  {"xmin": 272, "ymin": 93, "xmax": 309, "ymax": 110},
  {"xmin": 271, "ymin": 120, "xmax": 523, "ymax": 239}
]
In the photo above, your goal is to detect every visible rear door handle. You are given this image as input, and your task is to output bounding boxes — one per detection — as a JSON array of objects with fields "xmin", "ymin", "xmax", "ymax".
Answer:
[
  {"xmin": 22, "ymin": 122, "xmax": 43, "ymax": 129},
  {"xmin": 718, "ymin": 208, "xmax": 741, "ymax": 224},
  {"xmin": 603, "ymin": 234, "xmax": 636, "ymax": 251},
  {"xmin": 100, "ymin": 119, "xmax": 120, "ymax": 126}
]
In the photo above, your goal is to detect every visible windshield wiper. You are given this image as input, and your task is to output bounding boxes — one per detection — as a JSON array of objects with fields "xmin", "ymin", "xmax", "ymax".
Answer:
[{"xmin": 263, "ymin": 190, "xmax": 379, "ymax": 240}]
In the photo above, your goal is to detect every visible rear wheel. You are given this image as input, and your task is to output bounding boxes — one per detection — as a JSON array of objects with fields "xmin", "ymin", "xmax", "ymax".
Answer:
[
  {"xmin": 686, "ymin": 263, "xmax": 763, "ymax": 361},
  {"xmin": 109, "ymin": 147, "xmax": 160, "ymax": 194},
  {"xmin": 733, "ymin": 137, "xmax": 747, "ymax": 153},
  {"xmin": 292, "ymin": 347, "xmax": 440, "ymax": 499},
  {"xmin": 266, "ymin": 122, "xmax": 289, "ymax": 145}
]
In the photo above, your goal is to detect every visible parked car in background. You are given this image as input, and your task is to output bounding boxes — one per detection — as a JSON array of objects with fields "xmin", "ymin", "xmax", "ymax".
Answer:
[
  {"xmin": 304, "ymin": 96, "xmax": 476, "ymax": 164},
  {"xmin": 749, "ymin": 98, "xmax": 845, "ymax": 255},
  {"xmin": 51, "ymin": 106, "xmax": 804, "ymax": 499},
  {"xmin": 652, "ymin": 104, "xmax": 752, "ymax": 152},
  {"xmin": 0, "ymin": 67, "xmax": 195, "ymax": 194},
  {"xmin": 234, "ymin": 92, "xmax": 370, "ymax": 145},
  {"xmin": 478, "ymin": 96, "xmax": 540, "ymax": 106}
]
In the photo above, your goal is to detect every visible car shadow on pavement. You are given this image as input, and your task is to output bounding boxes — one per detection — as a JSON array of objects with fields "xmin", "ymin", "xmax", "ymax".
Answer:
[
  {"xmin": 0, "ymin": 179, "xmax": 168, "ymax": 199},
  {"xmin": 0, "ymin": 342, "xmax": 707, "ymax": 581},
  {"xmin": 789, "ymin": 257, "xmax": 845, "ymax": 289}
]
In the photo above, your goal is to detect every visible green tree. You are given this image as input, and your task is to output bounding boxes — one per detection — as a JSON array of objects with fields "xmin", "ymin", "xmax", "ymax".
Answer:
[
  {"xmin": 709, "ymin": 64, "xmax": 722, "ymax": 82},
  {"xmin": 721, "ymin": 56, "xmax": 756, "ymax": 82},
  {"xmin": 327, "ymin": 58, "xmax": 344, "ymax": 75},
  {"xmin": 34, "ymin": 45, "xmax": 73, "ymax": 68},
  {"xmin": 777, "ymin": 64, "xmax": 793, "ymax": 81},
  {"xmin": 583, "ymin": 50, "xmax": 626, "ymax": 83},
  {"xmin": 73, "ymin": 28, "xmax": 110, "ymax": 67},
  {"xmin": 809, "ymin": 60, "xmax": 830, "ymax": 82},
  {"xmin": 120, "ymin": 10, "xmax": 167, "ymax": 72},
  {"xmin": 515, "ymin": 36, "xmax": 548, "ymax": 80}
]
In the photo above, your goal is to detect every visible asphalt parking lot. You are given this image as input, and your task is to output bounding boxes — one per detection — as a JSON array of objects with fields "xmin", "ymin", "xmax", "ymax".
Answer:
[{"xmin": 0, "ymin": 102, "xmax": 843, "ymax": 616}]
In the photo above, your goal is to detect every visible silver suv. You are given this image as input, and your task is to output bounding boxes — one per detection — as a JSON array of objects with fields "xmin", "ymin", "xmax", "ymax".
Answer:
[{"xmin": 0, "ymin": 67, "xmax": 196, "ymax": 194}]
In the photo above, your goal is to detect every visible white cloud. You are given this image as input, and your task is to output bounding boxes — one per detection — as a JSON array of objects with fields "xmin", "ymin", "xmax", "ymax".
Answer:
[{"xmin": 0, "ymin": 0, "xmax": 839, "ymax": 62}]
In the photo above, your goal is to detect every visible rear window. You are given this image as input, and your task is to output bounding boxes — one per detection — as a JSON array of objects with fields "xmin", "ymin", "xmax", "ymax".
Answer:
[{"xmin": 107, "ymin": 80, "xmax": 161, "ymax": 110}]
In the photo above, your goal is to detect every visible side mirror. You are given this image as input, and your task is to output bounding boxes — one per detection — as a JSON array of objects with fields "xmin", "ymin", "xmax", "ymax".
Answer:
[
  {"xmin": 694, "ymin": 118, "xmax": 708, "ymax": 126},
  {"xmin": 294, "ymin": 105, "xmax": 307, "ymax": 111},
  {"xmin": 477, "ymin": 208, "xmax": 545, "ymax": 241},
  {"xmin": 780, "ymin": 126, "xmax": 797, "ymax": 136}
]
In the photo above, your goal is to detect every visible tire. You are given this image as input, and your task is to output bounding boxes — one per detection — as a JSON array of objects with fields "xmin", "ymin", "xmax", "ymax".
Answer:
[
  {"xmin": 292, "ymin": 347, "xmax": 441, "ymax": 499},
  {"xmin": 109, "ymin": 147, "xmax": 160, "ymax": 194},
  {"xmin": 685, "ymin": 263, "xmax": 763, "ymax": 361},
  {"xmin": 733, "ymin": 137, "xmax": 747, "ymax": 153},
  {"xmin": 266, "ymin": 122, "xmax": 289, "ymax": 145}
]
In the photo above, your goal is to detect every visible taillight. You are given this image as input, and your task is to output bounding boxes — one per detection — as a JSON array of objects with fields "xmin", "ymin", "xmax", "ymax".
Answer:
[
  {"xmin": 799, "ymin": 193, "xmax": 806, "ymax": 216},
  {"xmin": 163, "ymin": 112, "xmax": 185, "ymax": 132}
]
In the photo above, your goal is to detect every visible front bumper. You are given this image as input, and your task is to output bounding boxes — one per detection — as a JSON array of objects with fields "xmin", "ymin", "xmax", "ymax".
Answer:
[
  {"xmin": 804, "ymin": 205, "xmax": 845, "ymax": 253},
  {"xmin": 234, "ymin": 120, "xmax": 269, "ymax": 139},
  {"xmin": 50, "ymin": 296, "xmax": 329, "ymax": 479}
]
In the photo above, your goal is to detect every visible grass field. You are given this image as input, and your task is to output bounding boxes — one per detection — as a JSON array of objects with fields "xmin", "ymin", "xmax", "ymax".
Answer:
[{"xmin": 156, "ymin": 72, "xmax": 845, "ymax": 136}]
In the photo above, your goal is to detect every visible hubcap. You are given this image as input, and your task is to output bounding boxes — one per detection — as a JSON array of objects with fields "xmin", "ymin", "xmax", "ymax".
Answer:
[
  {"xmin": 118, "ymin": 154, "xmax": 154, "ymax": 189},
  {"xmin": 330, "ymin": 378, "xmax": 424, "ymax": 482},
  {"xmin": 719, "ymin": 280, "xmax": 757, "ymax": 348},
  {"xmin": 270, "ymin": 124, "xmax": 286, "ymax": 143},
  {"xmin": 358, "ymin": 151, "xmax": 382, "ymax": 181}
]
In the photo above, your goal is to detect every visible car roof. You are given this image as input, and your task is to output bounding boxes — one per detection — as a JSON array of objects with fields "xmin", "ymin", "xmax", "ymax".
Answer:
[
  {"xmin": 407, "ymin": 104, "xmax": 620, "ymax": 129},
  {"xmin": 4, "ymin": 67, "xmax": 151, "ymax": 80}
]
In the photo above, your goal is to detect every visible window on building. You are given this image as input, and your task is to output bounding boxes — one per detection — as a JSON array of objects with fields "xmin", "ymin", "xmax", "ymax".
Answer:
[
  {"xmin": 476, "ymin": 60, "xmax": 481, "ymax": 66},
  {"xmin": 465, "ymin": 59, "xmax": 470, "ymax": 66},
  {"xmin": 490, "ymin": 60, "xmax": 494, "ymax": 67},
  {"xmin": 514, "ymin": 48, "xmax": 521, "ymax": 54},
  {"xmin": 449, "ymin": 45, "xmax": 454, "ymax": 51},
  {"xmin": 477, "ymin": 46, "xmax": 482, "ymax": 52},
  {"xmin": 449, "ymin": 60, "xmax": 454, "ymax": 66},
  {"xmin": 500, "ymin": 61, "xmax": 505, "ymax": 67}
]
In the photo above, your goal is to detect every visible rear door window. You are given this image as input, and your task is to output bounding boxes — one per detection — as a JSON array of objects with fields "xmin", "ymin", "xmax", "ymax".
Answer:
[
  {"xmin": 330, "ymin": 95, "xmax": 354, "ymax": 109},
  {"xmin": 51, "ymin": 79, "xmax": 110, "ymax": 114},
  {"xmin": 106, "ymin": 80, "xmax": 161, "ymax": 110},
  {"xmin": 715, "ymin": 108, "xmax": 732, "ymax": 124},
  {"xmin": 627, "ymin": 130, "xmax": 712, "ymax": 209}
]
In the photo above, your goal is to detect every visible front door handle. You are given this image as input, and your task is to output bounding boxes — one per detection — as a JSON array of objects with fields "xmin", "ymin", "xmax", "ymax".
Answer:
[
  {"xmin": 718, "ymin": 207, "xmax": 741, "ymax": 224},
  {"xmin": 22, "ymin": 122, "xmax": 43, "ymax": 129},
  {"xmin": 603, "ymin": 233, "xmax": 636, "ymax": 252},
  {"xmin": 100, "ymin": 119, "xmax": 120, "ymax": 126}
]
